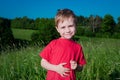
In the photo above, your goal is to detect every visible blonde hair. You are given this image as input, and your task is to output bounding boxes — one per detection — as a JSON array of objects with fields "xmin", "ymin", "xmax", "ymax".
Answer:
[{"xmin": 55, "ymin": 9, "xmax": 77, "ymax": 27}]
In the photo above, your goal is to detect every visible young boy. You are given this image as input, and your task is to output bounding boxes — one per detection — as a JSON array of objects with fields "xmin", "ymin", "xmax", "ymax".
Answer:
[{"xmin": 39, "ymin": 9, "xmax": 86, "ymax": 80}]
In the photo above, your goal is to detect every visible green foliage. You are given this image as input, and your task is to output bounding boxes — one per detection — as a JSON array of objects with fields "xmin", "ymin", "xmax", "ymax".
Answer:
[
  {"xmin": 112, "ymin": 32, "xmax": 120, "ymax": 39},
  {"xmin": 11, "ymin": 27, "xmax": 58, "ymax": 46},
  {"xmin": 1, "ymin": 14, "xmax": 120, "ymax": 51},
  {"xmin": 76, "ymin": 26, "xmax": 85, "ymax": 36},
  {"xmin": 0, "ymin": 37, "xmax": 120, "ymax": 80},
  {"xmin": 77, "ymin": 16, "xmax": 87, "ymax": 26},
  {"xmin": 84, "ymin": 27, "xmax": 95, "ymax": 37},
  {"xmin": 101, "ymin": 14, "xmax": 116, "ymax": 35},
  {"xmin": 116, "ymin": 17, "xmax": 120, "ymax": 33},
  {"xmin": 0, "ymin": 17, "xmax": 14, "ymax": 50},
  {"xmin": 31, "ymin": 18, "xmax": 59, "ymax": 45},
  {"xmin": 31, "ymin": 26, "xmax": 59, "ymax": 45},
  {"xmin": 11, "ymin": 16, "xmax": 35, "ymax": 29},
  {"xmin": 112, "ymin": 17, "xmax": 120, "ymax": 39},
  {"xmin": 88, "ymin": 15, "xmax": 102, "ymax": 33}
]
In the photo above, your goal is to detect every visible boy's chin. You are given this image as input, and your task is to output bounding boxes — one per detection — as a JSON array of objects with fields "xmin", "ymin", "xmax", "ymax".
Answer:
[{"xmin": 62, "ymin": 36, "xmax": 72, "ymax": 39}]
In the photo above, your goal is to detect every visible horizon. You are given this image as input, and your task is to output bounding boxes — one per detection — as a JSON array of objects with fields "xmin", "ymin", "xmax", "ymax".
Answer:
[{"xmin": 0, "ymin": 0, "xmax": 120, "ymax": 22}]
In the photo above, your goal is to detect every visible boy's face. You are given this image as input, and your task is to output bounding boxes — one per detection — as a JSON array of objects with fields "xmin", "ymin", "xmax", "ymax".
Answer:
[{"xmin": 56, "ymin": 17, "xmax": 76, "ymax": 39}]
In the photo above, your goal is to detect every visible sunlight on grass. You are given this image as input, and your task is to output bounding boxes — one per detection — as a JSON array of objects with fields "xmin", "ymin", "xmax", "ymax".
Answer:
[
  {"xmin": 0, "ymin": 37, "xmax": 120, "ymax": 80},
  {"xmin": 12, "ymin": 28, "xmax": 37, "ymax": 41}
]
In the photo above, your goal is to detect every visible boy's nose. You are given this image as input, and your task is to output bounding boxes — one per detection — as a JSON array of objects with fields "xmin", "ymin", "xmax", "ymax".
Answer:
[{"xmin": 66, "ymin": 28, "xmax": 70, "ymax": 33}]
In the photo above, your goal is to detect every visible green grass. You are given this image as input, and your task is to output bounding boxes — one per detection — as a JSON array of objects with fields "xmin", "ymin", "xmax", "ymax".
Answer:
[
  {"xmin": 77, "ymin": 37, "xmax": 120, "ymax": 80},
  {"xmin": 0, "ymin": 37, "xmax": 120, "ymax": 80},
  {"xmin": 12, "ymin": 28, "xmax": 37, "ymax": 41},
  {"xmin": 0, "ymin": 46, "xmax": 46, "ymax": 80}
]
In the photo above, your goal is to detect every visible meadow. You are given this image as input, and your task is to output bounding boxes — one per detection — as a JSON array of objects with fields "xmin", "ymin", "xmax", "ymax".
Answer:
[
  {"xmin": 12, "ymin": 28, "xmax": 37, "ymax": 41},
  {"xmin": 0, "ymin": 37, "xmax": 120, "ymax": 80}
]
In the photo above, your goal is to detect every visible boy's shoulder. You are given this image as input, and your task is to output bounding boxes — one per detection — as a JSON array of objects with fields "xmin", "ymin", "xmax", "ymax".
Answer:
[
  {"xmin": 71, "ymin": 40, "xmax": 83, "ymax": 49},
  {"xmin": 50, "ymin": 38, "xmax": 58, "ymax": 43},
  {"xmin": 48, "ymin": 39, "xmax": 58, "ymax": 46},
  {"xmin": 74, "ymin": 41, "xmax": 82, "ymax": 48}
]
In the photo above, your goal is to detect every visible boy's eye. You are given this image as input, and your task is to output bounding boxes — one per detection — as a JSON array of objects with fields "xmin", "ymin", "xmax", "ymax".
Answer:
[
  {"xmin": 69, "ymin": 25, "xmax": 73, "ymax": 27},
  {"xmin": 61, "ymin": 26, "xmax": 65, "ymax": 29},
  {"xmin": 69, "ymin": 25, "xmax": 74, "ymax": 27}
]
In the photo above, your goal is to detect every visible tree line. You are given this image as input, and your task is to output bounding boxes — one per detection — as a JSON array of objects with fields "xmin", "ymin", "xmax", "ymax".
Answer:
[
  {"xmin": 0, "ymin": 14, "xmax": 120, "ymax": 50},
  {"xmin": 10, "ymin": 14, "xmax": 120, "ymax": 38}
]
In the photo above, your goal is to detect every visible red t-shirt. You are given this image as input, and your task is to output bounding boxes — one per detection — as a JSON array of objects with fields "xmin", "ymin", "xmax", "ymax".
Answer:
[{"xmin": 40, "ymin": 38, "xmax": 86, "ymax": 80}]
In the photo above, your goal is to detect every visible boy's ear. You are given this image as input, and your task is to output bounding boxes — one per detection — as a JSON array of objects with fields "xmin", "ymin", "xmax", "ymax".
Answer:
[{"xmin": 55, "ymin": 27, "xmax": 59, "ymax": 32}]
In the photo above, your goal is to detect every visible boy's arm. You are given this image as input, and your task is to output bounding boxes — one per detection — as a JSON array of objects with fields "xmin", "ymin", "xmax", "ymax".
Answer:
[
  {"xmin": 41, "ymin": 58, "xmax": 70, "ymax": 77},
  {"xmin": 41, "ymin": 58, "xmax": 57, "ymax": 71},
  {"xmin": 70, "ymin": 60, "xmax": 83, "ymax": 72}
]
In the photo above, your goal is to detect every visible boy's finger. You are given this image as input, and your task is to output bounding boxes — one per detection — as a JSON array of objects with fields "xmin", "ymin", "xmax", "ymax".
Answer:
[
  {"xmin": 63, "ymin": 67, "xmax": 70, "ymax": 72},
  {"xmin": 63, "ymin": 72, "xmax": 69, "ymax": 76},
  {"xmin": 70, "ymin": 60, "xmax": 75, "ymax": 64},
  {"xmin": 60, "ymin": 63, "xmax": 67, "ymax": 66}
]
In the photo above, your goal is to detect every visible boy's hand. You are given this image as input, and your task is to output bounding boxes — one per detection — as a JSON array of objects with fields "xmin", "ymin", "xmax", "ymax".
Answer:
[
  {"xmin": 55, "ymin": 63, "xmax": 70, "ymax": 77},
  {"xmin": 70, "ymin": 60, "xmax": 77, "ymax": 70}
]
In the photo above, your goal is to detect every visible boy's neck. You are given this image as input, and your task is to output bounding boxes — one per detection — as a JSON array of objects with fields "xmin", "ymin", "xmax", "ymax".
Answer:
[{"xmin": 59, "ymin": 37, "xmax": 73, "ymax": 40}]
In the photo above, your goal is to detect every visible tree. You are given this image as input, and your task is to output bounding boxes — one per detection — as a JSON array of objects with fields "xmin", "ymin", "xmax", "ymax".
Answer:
[
  {"xmin": 0, "ymin": 17, "xmax": 14, "ymax": 51},
  {"xmin": 11, "ymin": 17, "xmax": 21, "ymax": 28},
  {"xmin": 101, "ymin": 14, "xmax": 116, "ymax": 36},
  {"xmin": 112, "ymin": 16, "xmax": 120, "ymax": 39},
  {"xmin": 31, "ymin": 18, "xmax": 58, "ymax": 45},
  {"xmin": 34, "ymin": 18, "xmax": 41, "ymax": 30},
  {"xmin": 116, "ymin": 17, "xmax": 120, "ymax": 32},
  {"xmin": 77, "ymin": 15, "xmax": 86, "ymax": 26},
  {"xmin": 89, "ymin": 15, "xmax": 102, "ymax": 33},
  {"xmin": 11, "ymin": 16, "xmax": 35, "ymax": 29},
  {"xmin": 89, "ymin": 15, "xmax": 95, "ymax": 32}
]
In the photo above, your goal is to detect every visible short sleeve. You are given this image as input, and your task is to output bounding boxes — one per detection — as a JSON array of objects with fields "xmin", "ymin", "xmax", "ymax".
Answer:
[{"xmin": 39, "ymin": 41, "xmax": 53, "ymax": 61}]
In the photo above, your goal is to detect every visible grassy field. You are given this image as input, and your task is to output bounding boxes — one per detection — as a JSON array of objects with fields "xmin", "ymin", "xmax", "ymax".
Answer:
[
  {"xmin": 0, "ymin": 37, "xmax": 120, "ymax": 80},
  {"xmin": 12, "ymin": 28, "xmax": 37, "ymax": 41}
]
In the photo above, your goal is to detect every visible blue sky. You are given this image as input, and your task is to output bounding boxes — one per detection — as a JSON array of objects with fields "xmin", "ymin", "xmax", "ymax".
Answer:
[{"xmin": 0, "ymin": 0, "xmax": 120, "ymax": 21}]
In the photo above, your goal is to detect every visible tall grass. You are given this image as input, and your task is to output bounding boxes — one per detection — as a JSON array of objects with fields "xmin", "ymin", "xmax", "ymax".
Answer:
[
  {"xmin": 0, "ymin": 37, "xmax": 120, "ymax": 80},
  {"xmin": 76, "ymin": 37, "xmax": 120, "ymax": 80},
  {"xmin": 0, "ymin": 46, "xmax": 46, "ymax": 80}
]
